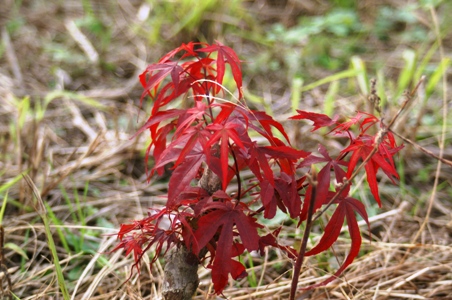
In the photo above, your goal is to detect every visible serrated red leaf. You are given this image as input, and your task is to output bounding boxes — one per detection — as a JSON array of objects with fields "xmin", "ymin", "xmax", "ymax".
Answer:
[
  {"xmin": 197, "ymin": 41, "xmax": 243, "ymax": 99},
  {"xmin": 139, "ymin": 62, "xmax": 184, "ymax": 105},
  {"xmin": 167, "ymin": 150, "xmax": 205, "ymax": 209},
  {"xmin": 303, "ymin": 191, "xmax": 370, "ymax": 289},
  {"xmin": 341, "ymin": 137, "xmax": 400, "ymax": 207},
  {"xmin": 289, "ymin": 110, "xmax": 337, "ymax": 131},
  {"xmin": 158, "ymin": 41, "xmax": 201, "ymax": 63},
  {"xmin": 299, "ymin": 144, "xmax": 348, "ymax": 207},
  {"xmin": 333, "ymin": 112, "xmax": 365, "ymax": 133},
  {"xmin": 273, "ymin": 173, "xmax": 301, "ymax": 218},
  {"xmin": 205, "ymin": 122, "xmax": 246, "ymax": 190},
  {"xmin": 173, "ymin": 101, "xmax": 208, "ymax": 137},
  {"xmin": 260, "ymin": 180, "xmax": 276, "ymax": 218},
  {"xmin": 193, "ymin": 202, "xmax": 261, "ymax": 294},
  {"xmin": 246, "ymin": 110, "xmax": 291, "ymax": 144},
  {"xmin": 133, "ymin": 109, "xmax": 185, "ymax": 138}
]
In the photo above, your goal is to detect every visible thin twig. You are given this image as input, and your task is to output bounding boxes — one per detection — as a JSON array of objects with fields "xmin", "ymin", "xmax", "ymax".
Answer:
[
  {"xmin": 389, "ymin": 129, "xmax": 452, "ymax": 167},
  {"xmin": 289, "ymin": 168, "xmax": 317, "ymax": 300}
]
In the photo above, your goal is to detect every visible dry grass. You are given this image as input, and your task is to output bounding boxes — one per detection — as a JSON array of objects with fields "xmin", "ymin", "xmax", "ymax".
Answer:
[{"xmin": 0, "ymin": 0, "xmax": 451, "ymax": 299}]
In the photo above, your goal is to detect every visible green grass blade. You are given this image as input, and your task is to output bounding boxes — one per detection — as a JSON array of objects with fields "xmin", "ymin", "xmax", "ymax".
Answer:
[
  {"xmin": 17, "ymin": 96, "xmax": 30, "ymax": 128},
  {"xmin": 291, "ymin": 77, "xmax": 304, "ymax": 113},
  {"xmin": 351, "ymin": 56, "xmax": 369, "ymax": 95},
  {"xmin": 44, "ymin": 90, "xmax": 108, "ymax": 114},
  {"xmin": 0, "ymin": 190, "xmax": 8, "ymax": 223},
  {"xmin": 397, "ymin": 49, "xmax": 416, "ymax": 96},
  {"xmin": 0, "ymin": 170, "xmax": 29, "ymax": 195},
  {"xmin": 426, "ymin": 57, "xmax": 450, "ymax": 99},
  {"xmin": 45, "ymin": 202, "xmax": 71, "ymax": 254},
  {"xmin": 22, "ymin": 175, "xmax": 70, "ymax": 300},
  {"xmin": 376, "ymin": 69, "xmax": 387, "ymax": 108},
  {"xmin": 4, "ymin": 242, "xmax": 29, "ymax": 260},
  {"xmin": 414, "ymin": 41, "xmax": 439, "ymax": 83},
  {"xmin": 246, "ymin": 253, "xmax": 257, "ymax": 287},
  {"xmin": 324, "ymin": 80, "xmax": 339, "ymax": 117},
  {"xmin": 301, "ymin": 69, "xmax": 359, "ymax": 92}
]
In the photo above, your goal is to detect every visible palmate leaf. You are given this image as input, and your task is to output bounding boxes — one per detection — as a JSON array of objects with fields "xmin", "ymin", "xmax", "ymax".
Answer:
[
  {"xmin": 298, "ymin": 144, "xmax": 348, "ymax": 211},
  {"xmin": 167, "ymin": 148, "xmax": 205, "ymax": 209},
  {"xmin": 197, "ymin": 41, "xmax": 243, "ymax": 99},
  {"xmin": 303, "ymin": 188, "xmax": 370, "ymax": 289},
  {"xmin": 158, "ymin": 41, "xmax": 200, "ymax": 63},
  {"xmin": 193, "ymin": 201, "xmax": 261, "ymax": 294},
  {"xmin": 133, "ymin": 109, "xmax": 185, "ymax": 138},
  {"xmin": 289, "ymin": 110, "xmax": 338, "ymax": 131},
  {"xmin": 205, "ymin": 122, "xmax": 246, "ymax": 190},
  {"xmin": 139, "ymin": 62, "xmax": 185, "ymax": 106},
  {"xmin": 341, "ymin": 136, "xmax": 400, "ymax": 207},
  {"xmin": 112, "ymin": 208, "xmax": 178, "ymax": 273},
  {"xmin": 246, "ymin": 110, "xmax": 291, "ymax": 144}
]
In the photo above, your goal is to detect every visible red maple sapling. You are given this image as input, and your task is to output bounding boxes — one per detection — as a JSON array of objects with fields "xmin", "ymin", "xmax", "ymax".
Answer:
[{"xmin": 111, "ymin": 41, "xmax": 402, "ymax": 297}]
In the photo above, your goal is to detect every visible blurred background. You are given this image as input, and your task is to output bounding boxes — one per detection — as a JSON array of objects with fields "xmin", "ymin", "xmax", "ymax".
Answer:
[{"xmin": 0, "ymin": 0, "xmax": 451, "ymax": 299}]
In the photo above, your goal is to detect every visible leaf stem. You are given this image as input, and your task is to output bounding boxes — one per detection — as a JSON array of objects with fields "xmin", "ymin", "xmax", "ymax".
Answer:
[
  {"xmin": 229, "ymin": 142, "xmax": 242, "ymax": 202},
  {"xmin": 289, "ymin": 168, "xmax": 318, "ymax": 300}
]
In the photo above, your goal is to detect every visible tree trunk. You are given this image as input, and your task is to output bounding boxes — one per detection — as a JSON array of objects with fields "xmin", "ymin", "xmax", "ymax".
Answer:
[
  {"xmin": 161, "ymin": 246, "xmax": 200, "ymax": 300},
  {"xmin": 162, "ymin": 165, "xmax": 221, "ymax": 299}
]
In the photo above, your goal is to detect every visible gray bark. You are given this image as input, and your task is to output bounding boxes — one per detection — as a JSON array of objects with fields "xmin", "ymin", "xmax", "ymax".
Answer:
[{"xmin": 162, "ymin": 163, "xmax": 221, "ymax": 299}]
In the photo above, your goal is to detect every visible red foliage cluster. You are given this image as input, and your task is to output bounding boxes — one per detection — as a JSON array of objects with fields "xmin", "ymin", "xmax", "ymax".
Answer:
[{"xmin": 112, "ymin": 41, "xmax": 402, "ymax": 294}]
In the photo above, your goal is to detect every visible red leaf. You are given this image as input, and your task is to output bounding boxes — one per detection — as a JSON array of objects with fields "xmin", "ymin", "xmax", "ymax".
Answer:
[
  {"xmin": 133, "ymin": 109, "xmax": 184, "ymax": 138},
  {"xmin": 139, "ymin": 62, "xmax": 184, "ymax": 105},
  {"xmin": 246, "ymin": 110, "xmax": 291, "ymax": 144},
  {"xmin": 197, "ymin": 41, "xmax": 243, "ymax": 99},
  {"xmin": 167, "ymin": 150, "xmax": 205, "ymax": 209},
  {"xmin": 303, "ymin": 191, "xmax": 370, "ymax": 289},
  {"xmin": 247, "ymin": 143, "xmax": 276, "ymax": 185},
  {"xmin": 273, "ymin": 173, "xmax": 301, "ymax": 218},
  {"xmin": 145, "ymin": 121, "xmax": 176, "ymax": 176},
  {"xmin": 229, "ymin": 259, "xmax": 248, "ymax": 280},
  {"xmin": 332, "ymin": 112, "xmax": 365, "ymax": 133},
  {"xmin": 341, "ymin": 137, "xmax": 400, "ymax": 207},
  {"xmin": 260, "ymin": 146, "xmax": 310, "ymax": 160},
  {"xmin": 111, "ymin": 208, "xmax": 179, "ymax": 274},
  {"xmin": 173, "ymin": 125, "xmax": 208, "ymax": 168},
  {"xmin": 289, "ymin": 110, "xmax": 337, "ymax": 131},
  {"xmin": 231, "ymin": 242, "xmax": 245, "ymax": 257},
  {"xmin": 158, "ymin": 41, "xmax": 201, "ymax": 63},
  {"xmin": 260, "ymin": 180, "xmax": 276, "ymax": 218},
  {"xmin": 304, "ymin": 197, "xmax": 345, "ymax": 256},
  {"xmin": 193, "ymin": 201, "xmax": 261, "ymax": 294},
  {"xmin": 173, "ymin": 101, "xmax": 208, "ymax": 137},
  {"xmin": 298, "ymin": 144, "xmax": 348, "ymax": 208},
  {"xmin": 205, "ymin": 122, "xmax": 246, "ymax": 190}
]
